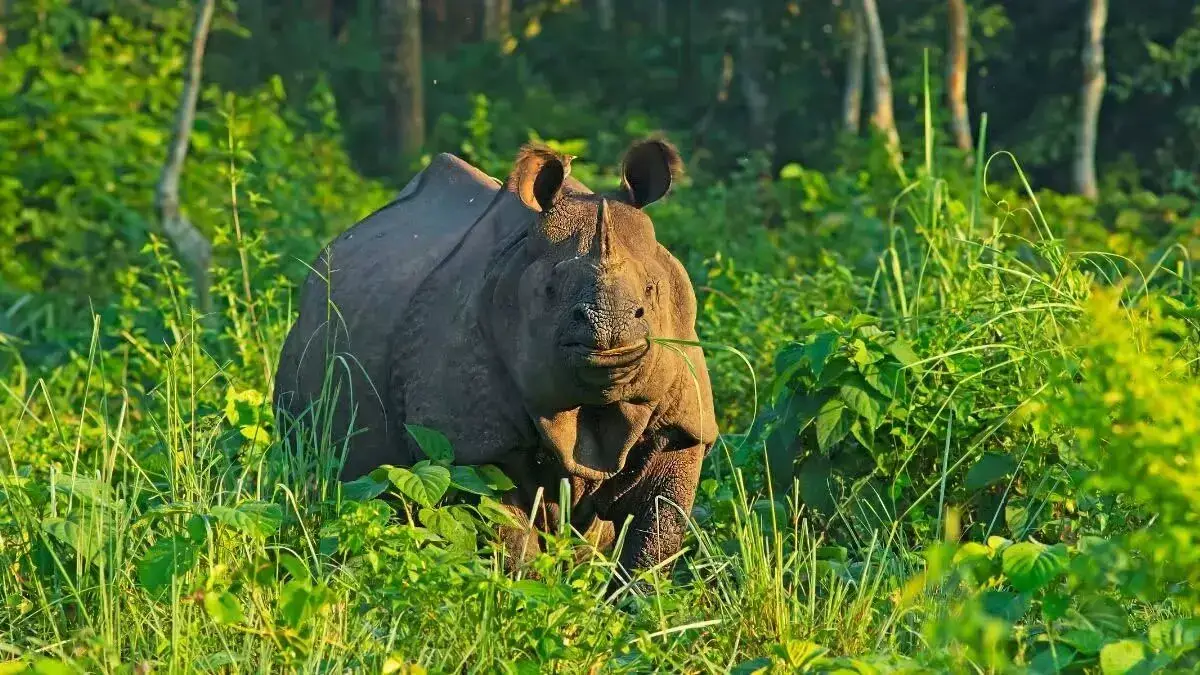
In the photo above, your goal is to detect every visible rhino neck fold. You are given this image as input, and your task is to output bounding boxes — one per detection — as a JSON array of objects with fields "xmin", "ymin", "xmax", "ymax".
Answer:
[{"xmin": 533, "ymin": 402, "xmax": 653, "ymax": 480}]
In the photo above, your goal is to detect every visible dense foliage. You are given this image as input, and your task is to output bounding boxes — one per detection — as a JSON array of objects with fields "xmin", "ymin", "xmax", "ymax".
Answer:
[{"xmin": 2, "ymin": 1, "xmax": 1200, "ymax": 673}]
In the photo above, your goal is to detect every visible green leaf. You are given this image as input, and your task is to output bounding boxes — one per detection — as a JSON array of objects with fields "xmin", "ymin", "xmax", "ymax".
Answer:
[
  {"xmin": 342, "ymin": 474, "xmax": 390, "ymax": 502},
  {"xmin": 278, "ymin": 580, "xmax": 329, "ymax": 629},
  {"xmin": 1061, "ymin": 629, "xmax": 1105, "ymax": 655},
  {"xmin": 204, "ymin": 591, "xmax": 245, "ymax": 626},
  {"xmin": 730, "ymin": 658, "xmax": 772, "ymax": 675},
  {"xmin": 1099, "ymin": 640, "xmax": 1148, "ymax": 675},
  {"xmin": 1002, "ymin": 541, "xmax": 1068, "ymax": 592},
  {"xmin": 804, "ymin": 331, "xmax": 840, "ymax": 379},
  {"xmin": 1148, "ymin": 618, "xmax": 1200, "ymax": 654},
  {"xmin": 860, "ymin": 359, "xmax": 902, "ymax": 398},
  {"xmin": 886, "ymin": 338, "xmax": 920, "ymax": 368},
  {"xmin": 477, "ymin": 496, "xmax": 521, "ymax": 528},
  {"xmin": 509, "ymin": 579, "xmax": 554, "ymax": 601},
  {"xmin": 449, "ymin": 465, "xmax": 496, "ymax": 496},
  {"xmin": 389, "ymin": 463, "xmax": 451, "ymax": 508},
  {"xmin": 1028, "ymin": 645, "xmax": 1076, "ymax": 674},
  {"xmin": 476, "ymin": 465, "xmax": 516, "ymax": 492},
  {"xmin": 979, "ymin": 589, "xmax": 1030, "ymax": 623},
  {"xmin": 224, "ymin": 388, "xmax": 267, "ymax": 427},
  {"xmin": 965, "ymin": 453, "xmax": 1018, "ymax": 492},
  {"xmin": 137, "ymin": 534, "xmax": 198, "ymax": 595},
  {"xmin": 209, "ymin": 502, "xmax": 283, "ymax": 539},
  {"xmin": 838, "ymin": 376, "xmax": 882, "ymax": 430},
  {"xmin": 42, "ymin": 516, "xmax": 104, "ymax": 564},
  {"xmin": 405, "ymin": 424, "xmax": 454, "ymax": 463},
  {"xmin": 420, "ymin": 506, "xmax": 477, "ymax": 552},
  {"xmin": 815, "ymin": 398, "xmax": 849, "ymax": 451}
]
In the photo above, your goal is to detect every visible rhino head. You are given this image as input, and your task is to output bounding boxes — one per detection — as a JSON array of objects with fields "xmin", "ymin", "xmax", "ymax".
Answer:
[{"xmin": 489, "ymin": 138, "xmax": 707, "ymax": 480}]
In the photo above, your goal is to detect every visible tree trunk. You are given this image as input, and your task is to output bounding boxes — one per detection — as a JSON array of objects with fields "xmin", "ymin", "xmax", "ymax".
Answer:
[
  {"xmin": 858, "ymin": 0, "xmax": 904, "ymax": 177},
  {"xmin": 0, "ymin": 0, "xmax": 8, "ymax": 57},
  {"xmin": 597, "ymin": 0, "xmax": 614, "ymax": 32},
  {"xmin": 155, "ymin": 0, "xmax": 216, "ymax": 315},
  {"xmin": 946, "ymin": 0, "xmax": 973, "ymax": 159},
  {"xmin": 1075, "ymin": 0, "xmax": 1107, "ymax": 200},
  {"xmin": 842, "ymin": 6, "xmax": 866, "ymax": 133},
  {"xmin": 482, "ymin": 0, "xmax": 511, "ymax": 44},
  {"xmin": 380, "ymin": 0, "xmax": 425, "ymax": 170}
]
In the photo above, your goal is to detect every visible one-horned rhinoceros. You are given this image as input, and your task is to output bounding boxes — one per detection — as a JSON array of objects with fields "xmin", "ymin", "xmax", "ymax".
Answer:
[{"xmin": 273, "ymin": 137, "xmax": 717, "ymax": 581}]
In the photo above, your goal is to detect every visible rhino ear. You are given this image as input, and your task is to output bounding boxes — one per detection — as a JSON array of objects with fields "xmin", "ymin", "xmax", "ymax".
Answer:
[
  {"xmin": 507, "ymin": 143, "xmax": 571, "ymax": 213},
  {"xmin": 620, "ymin": 137, "xmax": 683, "ymax": 209}
]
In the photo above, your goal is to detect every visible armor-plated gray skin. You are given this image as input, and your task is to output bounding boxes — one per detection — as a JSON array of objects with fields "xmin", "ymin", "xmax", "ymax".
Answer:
[{"xmin": 273, "ymin": 138, "xmax": 718, "ymax": 583}]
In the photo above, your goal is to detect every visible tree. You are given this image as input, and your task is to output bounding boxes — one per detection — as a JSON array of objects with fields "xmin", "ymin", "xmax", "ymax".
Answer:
[
  {"xmin": 596, "ymin": 0, "xmax": 614, "ymax": 32},
  {"xmin": 380, "ymin": 0, "xmax": 425, "ymax": 170},
  {"xmin": 858, "ymin": 0, "xmax": 904, "ymax": 178},
  {"xmin": 842, "ymin": 5, "xmax": 866, "ymax": 133},
  {"xmin": 946, "ymin": 0, "xmax": 973, "ymax": 159},
  {"xmin": 1075, "ymin": 0, "xmax": 1108, "ymax": 199},
  {"xmin": 155, "ymin": 0, "xmax": 216, "ymax": 315},
  {"xmin": 482, "ymin": 0, "xmax": 511, "ymax": 44}
]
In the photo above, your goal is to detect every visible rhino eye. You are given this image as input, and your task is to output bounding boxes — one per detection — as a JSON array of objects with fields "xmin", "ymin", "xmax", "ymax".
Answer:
[
  {"xmin": 644, "ymin": 283, "xmax": 656, "ymax": 298},
  {"xmin": 545, "ymin": 283, "xmax": 556, "ymax": 299}
]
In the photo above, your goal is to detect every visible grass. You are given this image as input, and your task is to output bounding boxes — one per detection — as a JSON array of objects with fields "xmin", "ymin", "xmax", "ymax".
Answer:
[{"xmin": 3, "ymin": 83, "xmax": 1199, "ymax": 672}]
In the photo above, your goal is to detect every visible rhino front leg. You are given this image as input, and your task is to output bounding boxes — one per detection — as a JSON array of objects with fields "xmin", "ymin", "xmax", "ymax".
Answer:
[{"xmin": 608, "ymin": 444, "xmax": 705, "ymax": 590}]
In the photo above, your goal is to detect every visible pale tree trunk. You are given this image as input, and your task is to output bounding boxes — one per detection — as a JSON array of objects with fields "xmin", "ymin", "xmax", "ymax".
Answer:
[
  {"xmin": 842, "ymin": 6, "xmax": 866, "ymax": 133},
  {"xmin": 155, "ymin": 0, "xmax": 216, "ymax": 315},
  {"xmin": 597, "ymin": 0, "xmax": 614, "ymax": 32},
  {"xmin": 380, "ymin": 0, "xmax": 425, "ymax": 168},
  {"xmin": 1075, "ymin": 0, "xmax": 1107, "ymax": 200},
  {"xmin": 482, "ymin": 0, "xmax": 511, "ymax": 44},
  {"xmin": 947, "ymin": 0, "xmax": 973, "ymax": 159},
  {"xmin": 858, "ymin": 0, "xmax": 905, "ymax": 177}
]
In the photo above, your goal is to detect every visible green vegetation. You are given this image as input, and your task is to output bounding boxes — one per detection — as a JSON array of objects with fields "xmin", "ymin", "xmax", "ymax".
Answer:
[{"xmin": 3, "ymin": 1, "xmax": 1200, "ymax": 673}]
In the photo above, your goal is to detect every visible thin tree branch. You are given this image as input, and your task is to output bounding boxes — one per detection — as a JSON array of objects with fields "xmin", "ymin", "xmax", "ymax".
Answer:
[{"xmin": 155, "ymin": 0, "xmax": 216, "ymax": 315}]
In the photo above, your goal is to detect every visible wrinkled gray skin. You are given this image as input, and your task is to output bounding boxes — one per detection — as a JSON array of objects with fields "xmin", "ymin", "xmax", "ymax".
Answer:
[{"xmin": 273, "ymin": 138, "xmax": 718, "ymax": 584}]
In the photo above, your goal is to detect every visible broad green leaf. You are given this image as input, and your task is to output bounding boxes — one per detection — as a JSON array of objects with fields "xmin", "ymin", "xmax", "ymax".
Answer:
[
  {"xmin": 1061, "ymin": 629, "xmax": 1105, "ymax": 655},
  {"xmin": 209, "ymin": 502, "xmax": 283, "ymax": 539},
  {"xmin": 278, "ymin": 579, "xmax": 329, "ymax": 629},
  {"xmin": 1077, "ymin": 596, "xmax": 1129, "ymax": 635},
  {"xmin": 204, "ymin": 590, "xmax": 245, "ymax": 625},
  {"xmin": 419, "ymin": 507, "xmax": 476, "ymax": 552},
  {"xmin": 979, "ymin": 589, "xmax": 1030, "ymax": 623},
  {"xmin": 815, "ymin": 398, "xmax": 849, "ymax": 451},
  {"xmin": 1099, "ymin": 640, "xmax": 1148, "ymax": 675},
  {"xmin": 1028, "ymin": 645, "xmax": 1076, "ymax": 674},
  {"xmin": 342, "ymin": 473, "xmax": 390, "ymax": 502},
  {"xmin": 137, "ymin": 534, "xmax": 198, "ymax": 595},
  {"xmin": 509, "ymin": 579, "xmax": 554, "ymax": 601},
  {"xmin": 839, "ymin": 376, "xmax": 882, "ymax": 429},
  {"xmin": 30, "ymin": 660, "xmax": 73, "ymax": 675},
  {"xmin": 405, "ymin": 424, "xmax": 454, "ymax": 463},
  {"xmin": 816, "ymin": 546, "xmax": 848, "ymax": 562},
  {"xmin": 477, "ymin": 496, "xmax": 521, "ymax": 528},
  {"xmin": 239, "ymin": 424, "xmax": 271, "ymax": 446},
  {"xmin": 804, "ymin": 331, "xmax": 840, "ymax": 379},
  {"xmin": 1148, "ymin": 617, "xmax": 1200, "ymax": 653},
  {"xmin": 476, "ymin": 465, "xmax": 516, "ymax": 492},
  {"xmin": 224, "ymin": 388, "xmax": 266, "ymax": 426},
  {"xmin": 389, "ymin": 463, "xmax": 451, "ymax": 508},
  {"xmin": 860, "ymin": 359, "xmax": 902, "ymax": 398},
  {"xmin": 773, "ymin": 640, "xmax": 828, "ymax": 668},
  {"xmin": 42, "ymin": 516, "xmax": 104, "ymax": 564},
  {"xmin": 0, "ymin": 662, "xmax": 27, "ymax": 675},
  {"xmin": 1002, "ymin": 541, "xmax": 1067, "ymax": 592},
  {"xmin": 886, "ymin": 338, "xmax": 920, "ymax": 368},
  {"xmin": 730, "ymin": 658, "xmax": 772, "ymax": 675},
  {"xmin": 965, "ymin": 452, "xmax": 1018, "ymax": 492},
  {"xmin": 449, "ymin": 465, "xmax": 496, "ymax": 496}
]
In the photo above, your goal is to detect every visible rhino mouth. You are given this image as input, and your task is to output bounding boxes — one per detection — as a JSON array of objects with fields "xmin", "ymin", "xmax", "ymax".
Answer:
[{"xmin": 561, "ymin": 340, "xmax": 650, "ymax": 370}]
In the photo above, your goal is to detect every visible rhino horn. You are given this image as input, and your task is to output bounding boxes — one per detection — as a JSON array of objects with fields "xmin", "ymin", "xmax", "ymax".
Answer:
[{"xmin": 594, "ymin": 198, "xmax": 617, "ymax": 265}]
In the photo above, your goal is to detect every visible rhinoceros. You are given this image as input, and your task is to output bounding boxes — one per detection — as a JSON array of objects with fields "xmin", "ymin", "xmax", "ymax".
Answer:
[{"xmin": 273, "ymin": 137, "xmax": 717, "ymax": 582}]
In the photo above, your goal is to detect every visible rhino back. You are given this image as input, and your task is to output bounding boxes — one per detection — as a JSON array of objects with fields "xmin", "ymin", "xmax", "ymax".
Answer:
[{"xmin": 274, "ymin": 153, "xmax": 502, "ymax": 476}]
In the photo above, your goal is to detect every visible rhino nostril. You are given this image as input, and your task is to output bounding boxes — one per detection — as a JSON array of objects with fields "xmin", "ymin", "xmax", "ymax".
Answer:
[
  {"xmin": 573, "ymin": 305, "xmax": 589, "ymax": 323},
  {"xmin": 634, "ymin": 307, "xmax": 645, "ymax": 319}
]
